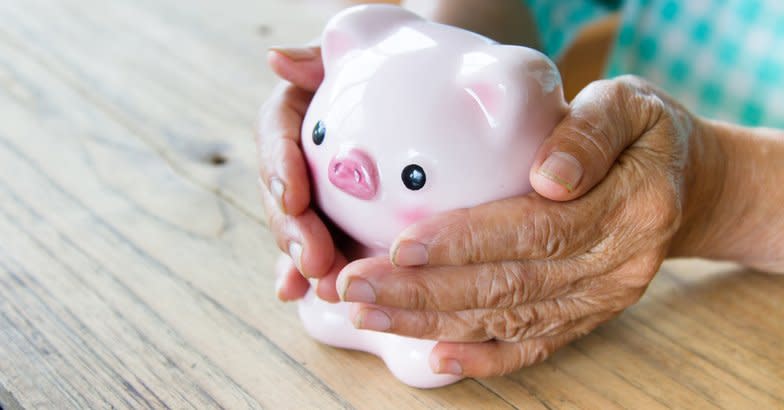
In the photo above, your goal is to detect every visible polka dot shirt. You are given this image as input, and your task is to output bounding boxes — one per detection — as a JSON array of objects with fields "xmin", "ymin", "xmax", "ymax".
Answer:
[{"xmin": 524, "ymin": 0, "xmax": 784, "ymax": 128}]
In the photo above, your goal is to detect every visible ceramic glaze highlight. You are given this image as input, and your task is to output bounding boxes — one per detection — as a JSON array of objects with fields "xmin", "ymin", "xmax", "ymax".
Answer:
[{"xmin": 297, "ymin": 4, "xmax": 567, "ymax": 388}]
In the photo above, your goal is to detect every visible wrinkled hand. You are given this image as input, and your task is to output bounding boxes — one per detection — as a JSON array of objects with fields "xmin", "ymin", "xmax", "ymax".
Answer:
[
  {"xmin": 257, "ymin": 46, "xmax": 345, "ymax": 302},
  {"xmin": 337, "ymin": 76, "xmax": 704, "ymax": 378}
]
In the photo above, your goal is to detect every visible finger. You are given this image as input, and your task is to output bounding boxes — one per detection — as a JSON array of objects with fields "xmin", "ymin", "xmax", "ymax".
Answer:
[
  {"xmin": 274, "ymin": 253, "xmax": 310, "ymax": 301},
  {"xmin": 429, "ymin": 333, "xmax": 573, "ymax": 378},
  {"xmin": 530, "ymin": 75, "xmax": 666, "ymax": 201},
  {"xmin": 262, "ymin": 185, "xmax": 335, "ymax": 279},
  {"xmin": 315, "ymin": 250, "xmax": 349, "ymax": 303},
  {"xmin": 339, "ymin": 256, "xmax": 593, "ymax": 311},
  {"xmin": 267, "ymin": 47, "xmax": 324, "ymax": 92},
  {"xmin": 257, "ymin": 83, "xmax": 313, "ymax": 216},
  {"xmin": 349, "ymin": 297, "xmax": 612, "ymax": 342},
  {"xmin": 429, "ymin": 312, "xmax": 615, "ymax": 377},
  {"xmin": 390, "ymin": 193, "xmax": 607, "ymax": 267}
]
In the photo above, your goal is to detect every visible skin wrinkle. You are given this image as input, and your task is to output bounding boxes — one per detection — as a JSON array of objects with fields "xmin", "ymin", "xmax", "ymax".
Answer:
[
  {"xmin": 464, "ymin": 206, "xmax": 483, "ymax": 263},
  {"xmin": 673, "ymin": 123, "xmax": 714, "ymax": 255},
  {"xmin": 530, "ymin": 205, "xmax": 575, "ymax": 259},
  {"xmin": 408, "ymin": 272, "xmax": 431, "ymax": 311},
  {"xmin": 696, "ymin": 126, "xmax": 783, "ymax": 272},
  {"xmin": 479, "ymin": 292, "xmax": 609, "ymax": 342},
  {"xmin": 483, "ymin": 263, "xmax": 510, "ymax": 309},
  {"xmin": 563, "ymin": 115, "xmax": 617, "ymax": 166},
  {"xmin": 261, "ymin": 56, "xmax": 784, "ymax": 376},
  {"xmin": 461, "ymin": 79, "xmax": 691, "ymax": 349},
  {"xmin": 386, "ymin": 279, "xmax": 625, "ymax": 342},
  {"xmin": 512, "ymin": 209, "xmax": 535, "ymax": 259},
  {"xmin": 474, "ymin": 265, "xmax": 493, "ymax": 309}
]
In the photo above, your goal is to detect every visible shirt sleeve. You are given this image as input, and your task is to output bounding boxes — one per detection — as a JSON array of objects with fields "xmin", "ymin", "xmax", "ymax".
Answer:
[{"xmin": 522, "ymin": 0, "xmax": 619, "ymax": 59}]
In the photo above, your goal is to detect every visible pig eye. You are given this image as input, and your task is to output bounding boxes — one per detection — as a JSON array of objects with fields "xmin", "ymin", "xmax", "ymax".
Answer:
[
  {"xmin": 401, "ymin": 164, "xmax": 426, "ymax": 191},
  {"xmin": 312, "ymin": 120, "xmax": 326, "ymax": 145}
]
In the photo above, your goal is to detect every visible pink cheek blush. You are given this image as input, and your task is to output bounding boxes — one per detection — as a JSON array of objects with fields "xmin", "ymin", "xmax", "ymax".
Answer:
[
  {"xmin": 295, "ymin": 4, "xmax": 567, "ymax": 389},
  {"xmin": 396, "ymin": 207, "xmax": 432, "ymax": 227}
]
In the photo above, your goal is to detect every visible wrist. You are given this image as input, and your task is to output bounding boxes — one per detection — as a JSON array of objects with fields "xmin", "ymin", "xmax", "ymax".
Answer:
[
  {"xmin": 670, "ymin": 118, "xmax": 784, "ymax": 272},
  {"xmin": 668, "ymin": 117, "xmax": 727, "ymax": 258}
]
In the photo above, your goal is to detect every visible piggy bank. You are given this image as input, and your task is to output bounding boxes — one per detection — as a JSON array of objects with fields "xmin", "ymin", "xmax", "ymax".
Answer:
[{"xmin": 295, "ymin": 4, "xmax": 567, "ymax": 388}]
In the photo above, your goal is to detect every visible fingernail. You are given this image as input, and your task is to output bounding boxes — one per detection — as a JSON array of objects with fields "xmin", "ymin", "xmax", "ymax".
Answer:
[
  {"xmin": 269, "ymin": 177, "xmax": 286, "ymax": 213},
  {"xmin": 341, "ymin": 278, "xmax": 376, "ymax": 304},
  {"xmin": 537, "ymin": 152, "xmax": 583, "ymax": 192},
  {"xmin": 288, "ymin": 242, "xmax": 304, "ymax": 275},
  {"xmin": 437, "ymin": 359, "xmax": 463, "ymax": 376},
  {"xmin": 269, "ymin": 46, "xmax": 319, "ymax": 61},
  {"xmin": 354, "ymin": 308, "xmax": 391, "ymax": 332},
  {"xmin": 392, "ymin": 241, "xmax": 428, "ymax": 267}
]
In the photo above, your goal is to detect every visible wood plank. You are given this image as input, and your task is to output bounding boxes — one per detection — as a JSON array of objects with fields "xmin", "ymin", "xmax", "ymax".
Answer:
[
  {"xmin": 0, "ymin": 0, "xmax": 322, "ymax": 224},
  {"xmin": 0, "ymin": 4, "xmax": 510, "ymax": 406},
  {"xmin": 0, "ymin": 99, "xmax": 343, "ymax": 409},
  {"xmin": 0, "ymin": 0, "xmax": 782, "ymax": 408}
]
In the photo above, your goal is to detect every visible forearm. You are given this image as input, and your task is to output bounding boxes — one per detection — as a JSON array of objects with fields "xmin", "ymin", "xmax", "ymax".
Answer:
[
  {"xmin": 402, "ymin": 0, "xmax": 540, "ymax": 47},
  {"xmin": 671, "ymin": 119, "xmax": 784, "ymax": 273}
]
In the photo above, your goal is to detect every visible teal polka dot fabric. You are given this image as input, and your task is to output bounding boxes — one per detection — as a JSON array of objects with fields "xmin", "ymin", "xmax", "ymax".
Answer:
[
  {"xmin": 524, "ymin": 0, "xmax": 784, "ymax": 128},
  {"xmin": 523, "ymin": 0, "xmax": 618, "ymax": 59}
]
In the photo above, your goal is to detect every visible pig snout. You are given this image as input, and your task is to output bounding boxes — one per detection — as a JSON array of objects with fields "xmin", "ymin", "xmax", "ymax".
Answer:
[{"xmin": 328, "ymin": 149, "xmax": 378, "ymax": 200}]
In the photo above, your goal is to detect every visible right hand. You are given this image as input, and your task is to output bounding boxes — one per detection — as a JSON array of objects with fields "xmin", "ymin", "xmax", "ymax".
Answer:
[{"xmin": 257, "ymin": 46, "xmax": 343, "ymax": 303}]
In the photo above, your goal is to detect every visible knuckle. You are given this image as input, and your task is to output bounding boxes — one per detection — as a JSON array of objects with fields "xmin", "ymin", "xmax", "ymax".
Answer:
[
  {"xmin": 571, "ymin": 115, "xmax": 617, "ymax": 165},
  {"xmin": 529, "ymin": 211, "xmax": 570, "ymax": 259},
  {"xmin": 422, "ymin": 311, "xmax": 480, "ymax": 342},
  {"xmin": 528, "ymin": 301, "xmax": 573, "ymax": 337},
  {"xmin": 463, "ymin": 208, "xmax": 488, "ymax": 263},
  {"xmin": 476, "ymin": 263, "xmax": 526, "ymax": 309},
  {"xmin": 484, "ymin": 308, "xmax": 537, "ymax": 342},
  {"xmin": 414, "ymin": 312, "xmax": 440, "ymax": 339},
  {"xmin": 433, "ymin": 209, "xmax": 477, "ymax": 264},
  {"xmin": 402, "ymin": 274, "xmax": 434, "ymax": 311},
  {"xmin": 593, "ymin": 76, "xmax": 667, "ymax": 139}
]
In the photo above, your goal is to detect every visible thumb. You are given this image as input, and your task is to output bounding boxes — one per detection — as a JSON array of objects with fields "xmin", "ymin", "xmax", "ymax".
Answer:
[
  {"xmin": 267, "ymin": 46, "xmax": 324, "ymax": 92},
  {"xmin": 530, "ymin": 76, "xmax": 663, "ymax": 201}
]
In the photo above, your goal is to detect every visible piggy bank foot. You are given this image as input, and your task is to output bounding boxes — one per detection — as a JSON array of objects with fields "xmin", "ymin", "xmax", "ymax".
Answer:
[{"xmin": 298, "ymin": 288, "xmax": 463, "ymax": 388}]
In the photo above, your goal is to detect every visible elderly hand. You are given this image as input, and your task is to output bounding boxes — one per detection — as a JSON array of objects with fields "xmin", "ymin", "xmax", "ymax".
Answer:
[
  {"xmin": 257, "ymin": 46, "xmax": 346, "ymax": 302},
  {"xmin": 337, "ymin": 76, "xmax": 719, "ymax": 378}
]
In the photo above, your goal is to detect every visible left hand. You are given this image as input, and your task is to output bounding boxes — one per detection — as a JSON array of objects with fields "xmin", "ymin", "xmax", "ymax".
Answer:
[{"xmin": 336, "ymin": 76, "xmax": 714, "ymax": 378}]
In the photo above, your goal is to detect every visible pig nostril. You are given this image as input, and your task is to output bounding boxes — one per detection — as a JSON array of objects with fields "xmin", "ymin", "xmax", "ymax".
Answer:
[{"xmin": 327, "ymin": 150, "xmax": 377, "ymax": 200}]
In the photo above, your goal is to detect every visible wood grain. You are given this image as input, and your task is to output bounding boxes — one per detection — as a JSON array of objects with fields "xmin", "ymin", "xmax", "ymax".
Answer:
[{"xmin": 0, "ymin": 0, "xmax": 782, "ymax": 408}]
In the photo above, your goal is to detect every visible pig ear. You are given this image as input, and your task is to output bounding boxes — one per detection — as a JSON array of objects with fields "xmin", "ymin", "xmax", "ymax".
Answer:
[
  {"xmin": 321, "ymin": 5, "xmax": 423, "ymax": 72},
  {"xmin": 461, "ymin": 80, "xmax": 508, "ymax": 129},
  {"xmin": 458, "ymin": 45, "xmax": 563, "ymax": 132}
]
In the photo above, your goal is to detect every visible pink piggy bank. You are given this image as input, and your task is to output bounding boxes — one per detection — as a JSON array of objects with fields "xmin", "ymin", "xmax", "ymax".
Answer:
[{"xmin": 295, "ymin": 5, "xmax": 567, "ymax": 388}]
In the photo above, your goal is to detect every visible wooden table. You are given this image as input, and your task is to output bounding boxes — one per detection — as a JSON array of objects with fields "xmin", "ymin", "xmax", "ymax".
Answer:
[{"xmin": 1, "ymin": 1, "xmax": 782, "ymax": 408}]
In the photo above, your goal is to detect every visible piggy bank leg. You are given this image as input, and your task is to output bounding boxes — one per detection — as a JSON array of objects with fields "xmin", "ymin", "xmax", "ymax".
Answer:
[{"xmin": 298, "ymin": 289, "xmax": 463, "ymax": 388}]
